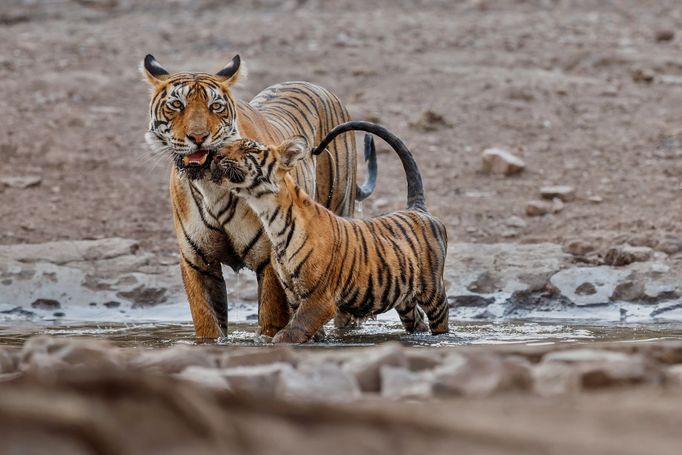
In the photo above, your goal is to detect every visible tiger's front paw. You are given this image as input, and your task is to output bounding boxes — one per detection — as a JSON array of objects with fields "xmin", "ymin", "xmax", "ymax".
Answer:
[{"xmin": 272, "ymin": 327, "xmax": 310, "ymax": 344}]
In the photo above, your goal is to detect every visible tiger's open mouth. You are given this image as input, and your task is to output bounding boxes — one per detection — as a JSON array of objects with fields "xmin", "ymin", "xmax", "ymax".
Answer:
[{"xmin": 173, "ymin": 149, "xmax": 216, "ymax": 180}]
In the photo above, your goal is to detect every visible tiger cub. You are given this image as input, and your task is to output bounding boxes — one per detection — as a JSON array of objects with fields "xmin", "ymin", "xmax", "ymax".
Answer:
[{"xmin": 212, "ymin": 121, "xmax": 449, "ymax": 343}]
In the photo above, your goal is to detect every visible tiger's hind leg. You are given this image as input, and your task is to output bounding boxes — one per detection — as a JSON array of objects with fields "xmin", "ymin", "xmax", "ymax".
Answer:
[
  {"xmin": 396, "ymin": 301, "xmax": 429, "ymax": 334},
  {"xmin": 417, "ymin": 287, "xmax": 450, "ymax": 335}
]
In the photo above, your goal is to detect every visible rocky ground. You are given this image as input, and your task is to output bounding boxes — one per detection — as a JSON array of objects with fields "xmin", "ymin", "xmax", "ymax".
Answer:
[
  {"xmin": 4, "ymin": 1, "xmax": 682, "ymax": 450},
  {"xmin": 3, "ymin": 337, "xmax": 682, "ymax": 454},
  {"xmin": 2, "ymin": 0, "xmax": 682, "ymax": 255}
]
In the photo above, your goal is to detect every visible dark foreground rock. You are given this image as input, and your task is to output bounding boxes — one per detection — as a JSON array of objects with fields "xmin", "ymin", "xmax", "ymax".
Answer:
[{"xmin": 3, "ymin": 337, "xmax": 682, "ymax": 454}]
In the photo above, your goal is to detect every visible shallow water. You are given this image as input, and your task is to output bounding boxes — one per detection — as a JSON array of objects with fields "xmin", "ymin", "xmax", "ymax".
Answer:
[{"xmin": 2, "ymin": 318, "xmax": 682, "ymax": 348}]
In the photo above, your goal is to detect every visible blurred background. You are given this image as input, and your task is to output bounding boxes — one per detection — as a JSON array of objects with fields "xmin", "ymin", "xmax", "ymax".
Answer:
[{"xmin": 3, "ymin": 0, "xmax": 682, "ymax": 256}]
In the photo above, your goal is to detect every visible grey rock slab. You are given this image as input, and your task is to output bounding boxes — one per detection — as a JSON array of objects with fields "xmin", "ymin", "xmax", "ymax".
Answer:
[
  {"xmin": 342, "ymin": 343, "xmax": 408, "ymax": 393},
  {"xmin": 278, "ymin": 363, "xmax": 361, "ymax": 401},
  {"xmin": 380, "ymin": 365, "xmax": 434, "ymax": 399},
  {"xmin": 0, "ymin": 175, "xmax": 42, "ymax": 189},
  {"xmin": 446, "ymin": 243, "xmax": 570, "ymax": 297},
  {"xmin": 549, "ymin": 266, "xmax": 631, "ymax": 306}
]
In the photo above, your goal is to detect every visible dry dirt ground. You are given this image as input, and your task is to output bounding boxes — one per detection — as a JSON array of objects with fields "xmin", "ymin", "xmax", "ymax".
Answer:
[{"xmin": 2, "ymin": 0, "xmax": 682, "ymax": 255}]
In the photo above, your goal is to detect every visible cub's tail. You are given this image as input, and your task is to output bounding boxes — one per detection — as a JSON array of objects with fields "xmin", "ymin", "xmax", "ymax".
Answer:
[{"xmin": 312, "ymin": 121, "xmax": 425, "ymax": 210}]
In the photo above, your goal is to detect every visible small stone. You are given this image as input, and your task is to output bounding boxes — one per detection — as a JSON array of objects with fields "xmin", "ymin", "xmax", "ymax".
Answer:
[
  {"xmin": 632, "ymin": 68, "xmax": 655, "ymax": 84},
  {"xmin": 0, "ymin": 175, "xmax": 42, "ymax": 189},
  {"xmin": 410, "ymin": 110, "xmax": 452, "ymax": 132},
  {"xmin": 655, "ymin": 30, "xmax": 675, "ymax": 42},
  {"xmin": 551, "ymin": 198, "xmax": 565, "ymax": 213},
  {"xmin": 505, "ymin": 216, "xmax": 527, "ymax": 228},
  {"xmin": 588, "ymin": 196, "xmax": 603, "ymax": 203},
  {"xmin": 448, "ymin": 295, "xmax": 495, "ymax": 307},
  {"xmin": 563, "ymin": 239, "xmax": 596, "ymax": 256},
  {"xmin": 540, "ymin": 185, "xmax": 576, "ymax": 202},
  {"xmin": 575, "ymin": 282, "xmax": 597, "ymax": 296},
  {"xmin": 174, "ymin": 366, "xmax": 230, "ymax": 390},
  {"xmin": 604, "ymin": 245, "xmax": 654, "ymax": 266},
  {"xmin": 481, "ymin": 148, "xmax": 525, "ymax": 176},
  {"xmin": 611, "ymin": 280, "xmax": 645, "ymax": 302},
  {"xmin": 30, "ymin": 298, "xmax": 61, "ymax": 310},
  {"xmin": 525, "ymin": 200, "xmax": 552, "ymax": 217}
]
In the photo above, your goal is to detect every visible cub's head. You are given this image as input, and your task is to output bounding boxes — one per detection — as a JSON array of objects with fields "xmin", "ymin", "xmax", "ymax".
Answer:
[
  {"xmin": 212, "ymin": 137, "xmax": 308, "ymax": 196},
  {"xmin": 141, "ymin": 54, "xmax": 244, "ymax": 180}
]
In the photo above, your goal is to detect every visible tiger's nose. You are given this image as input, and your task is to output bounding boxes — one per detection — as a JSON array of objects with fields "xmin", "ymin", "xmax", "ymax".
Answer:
[{"xmin": 187, "ymin": 131, "xmax": 209, "ymax": 145}]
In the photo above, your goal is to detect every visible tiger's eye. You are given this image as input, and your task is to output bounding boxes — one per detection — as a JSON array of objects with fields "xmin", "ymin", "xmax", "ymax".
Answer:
[
  {"xmin": 211, "ymin": 102, "xmax": 223, "ymax": 111},
  {"xmin": 170, "ymin": 100, "xmax": 183, "ymax": 109}
]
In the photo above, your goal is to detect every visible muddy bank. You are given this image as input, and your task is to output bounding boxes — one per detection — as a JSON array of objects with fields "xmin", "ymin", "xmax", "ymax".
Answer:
[{"xmin": 3, "ymin": 337, "xmax": 682, "ymax": 454}]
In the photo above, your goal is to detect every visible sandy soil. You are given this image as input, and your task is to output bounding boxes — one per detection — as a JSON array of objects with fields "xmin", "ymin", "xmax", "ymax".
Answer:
[{"xmin": 2, "ymin": 0, "xmax": 682, "ymax": 255}]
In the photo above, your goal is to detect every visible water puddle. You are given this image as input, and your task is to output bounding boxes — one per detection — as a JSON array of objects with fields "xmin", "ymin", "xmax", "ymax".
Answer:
[{"xmin": 2, "ymin": 318, "xmax": 682, "ymax": 348}]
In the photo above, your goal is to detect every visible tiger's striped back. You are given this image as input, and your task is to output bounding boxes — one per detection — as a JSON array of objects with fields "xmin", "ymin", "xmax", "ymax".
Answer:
[{"xmin": 251, "ymin": 82, "xmax": 357, "ymax": 216}]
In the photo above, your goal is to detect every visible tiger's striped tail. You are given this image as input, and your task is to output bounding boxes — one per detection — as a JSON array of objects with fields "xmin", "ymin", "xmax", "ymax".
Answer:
[{"xmin": 312, "ymin": 121, "xmax": 426, "ymax": 211}]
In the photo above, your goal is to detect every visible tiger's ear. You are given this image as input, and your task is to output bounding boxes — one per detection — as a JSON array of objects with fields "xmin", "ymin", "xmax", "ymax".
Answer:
[
  {"xmin": 216, "ymin": 55, "xmax": 244, "ymax": 87},
  {"xmin": 141, "ymin": 54, "xmax": 170, "ymax": 87},
  {"xmin": 278, "ymin": 136, "xmax": 308, "ymax": 170}
]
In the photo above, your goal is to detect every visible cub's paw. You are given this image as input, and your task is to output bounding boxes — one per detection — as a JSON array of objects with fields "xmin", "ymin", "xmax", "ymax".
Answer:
[{"xmin": 273, "ymin": 327, "xmax": 310, "ymax": 344}]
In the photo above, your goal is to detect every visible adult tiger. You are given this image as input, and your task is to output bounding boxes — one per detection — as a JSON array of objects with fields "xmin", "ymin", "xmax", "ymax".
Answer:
[{"xmin": 142, "ymin": 54, "xmax": 377, "ymax": 338}]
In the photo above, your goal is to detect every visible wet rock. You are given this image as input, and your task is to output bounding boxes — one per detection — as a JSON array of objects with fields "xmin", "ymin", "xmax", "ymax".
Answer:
[
  {"xmin": 220, "ymin": 348, "xmax": 298, "ymax": 368},
  {"xmin": 432, "ymin": 354, "xmax": 531, "ymax": 397},
  {"xmin": 526, "ymin": 200, "xmax": 552, "ymax": 217},
  {"xmin": 539, "ymin": 349, "xmax": 656, "ymax": 391},
  {"xmin": 117, "ymin": 285, "xmax": 167, "ymax": 307},
  {"xmin": 278, "ymin": 363, "xmax": 361, "ymax": 401},
  {"xmin": 549, "ymin": 266, "xmax": 630, "ymax": 306},
  {"xmin": 410, "ymin": 110, "xmax": 452, "ymax": 132},
  {"xmin": 611, "ymin": 280, "xmax": 645, "ymax": 302},
  {"xmin": 103, "ymin": 301, "xmax": 120, "ymax": 308},
  {"xmin": 174, "ymin": 365, "xmax": 231, "ymax": 390},
  {"xmin": 448, "ymin": 295, "xmax": 495, "ymax": 307},
  {"xmin": 481, "ymin": 148, "xmax": 525, "ymax": 176},
  {"xmin": 18, "ymin": 336, "xmax": 124, "ymax": 373},
  {"xmin": 30, "ymin": 298, "xmax": 61, "ymax": 310},
  {"xmin": 380, "ymin": 366, "xmax": 433, "ymax": 399},
  {"xmin": 604, "ymin": 245, "xmax": 654, "ymax": 266},
  {"xmin": 0, "ymin": 175, "xmax": 42, "ymax": 189},
  {"xmin": 405, "ymin": 351, "xmax": 443, "ymax": 372},
  {"xmin": 540, "ymin": 185, "xmax": 576, "ymax": 202},
  {"xmin": 343, "ymin": 343, "xmax": 407, "ymax": 392},
  {"xmin": 131, "ymin": 345, "xmax": 219, "ymax": 373},
  {"xmin": 466, "ymin": 271, "xmax": 500, "ymax": 294},
  {"xmin": 445, "ymin": 243, "xmax": 569, "ymax": 297}
]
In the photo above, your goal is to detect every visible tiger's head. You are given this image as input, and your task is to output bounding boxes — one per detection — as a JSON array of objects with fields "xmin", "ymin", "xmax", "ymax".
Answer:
[
  {"xmin": 211, "ymin": 137, "xmax": 308, "ymax": 196},
  {"xmin": 141, "ymin": 54, "xmax": 244, "ymax": 180}
]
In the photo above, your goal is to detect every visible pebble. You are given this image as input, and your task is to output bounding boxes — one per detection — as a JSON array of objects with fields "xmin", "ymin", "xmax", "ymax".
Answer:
[
  {"xmin": 481, "ymin": 148, "xmax": 525, "ymax": 176},
  {"xmin": 505, "ymin": 216, "xmax": 527, "ymax": 228},
  {"xmin": 525, "ymin": 200, "xmax": 552, "ymax": 217},
  {"xmin": 0, "ymin": 175, "xmax": 42, "ymax": 189},
  {"xmin": 604, "ymin": 244, "xmax": 654, "ymax": 266},
  {"xmin": 655, "ymin": 30, "xmax": 675, "ymax": 42},
  {"xmin": 540, "ymin": 185, "xmax": 576, "ymax": 202}
]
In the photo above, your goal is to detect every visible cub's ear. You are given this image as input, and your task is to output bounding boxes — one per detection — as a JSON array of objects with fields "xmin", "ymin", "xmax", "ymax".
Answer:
[
  {"xmin": 141, "ymin": 54, "xmax": 170, "ymax": 87},
  {"xmin": 216, "ymin": 55, "xmax": 245, "ymax": 87},
  {"xmin": 278, "ymin": 136, "xmax": 308, "ymax": 169}
]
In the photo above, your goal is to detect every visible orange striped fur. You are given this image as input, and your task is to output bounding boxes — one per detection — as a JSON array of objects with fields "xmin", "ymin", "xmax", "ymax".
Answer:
[
  {"xmin": 213, "ymin": 123, "xmax": 449, "ymax": 343},
  {"xmin": 142, "ymin": 55, "xmax": 374, "ymax": 338}
]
